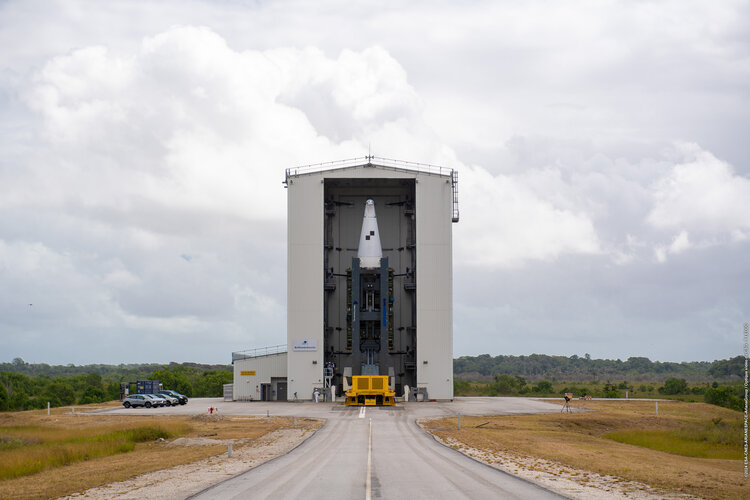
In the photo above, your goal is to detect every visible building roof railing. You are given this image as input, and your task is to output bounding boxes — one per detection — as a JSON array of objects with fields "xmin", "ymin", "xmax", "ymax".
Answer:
[
  {"xmin": 284, "ymin": 156, "xmax": 460, "ymax": 222},
  {"xmin": 285, "ymin": 155, "xmax": 454, "ymax": 180},
  {"xmin": 232, "ymin": 344, "xmax": 287, "ymax": 362}
]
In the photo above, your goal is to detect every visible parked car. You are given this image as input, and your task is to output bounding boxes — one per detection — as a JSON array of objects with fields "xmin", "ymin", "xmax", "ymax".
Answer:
[
  {"xmin": 123, "ymin": 394, "xmax": 152, "ymax": 408},
  {"xmin": 157, "ymin": 393, "xmax": 179, "ymax": 406},
  {"xmin": 159, "ymin": 390, "xmax": 188, "ymax": 405},
  {"xmin": 144, "ymin": 394, "xmax": 166, "ymax": 407}
]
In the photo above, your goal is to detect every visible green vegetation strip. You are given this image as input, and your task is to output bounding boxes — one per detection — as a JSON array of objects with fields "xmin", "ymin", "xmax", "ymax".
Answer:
[
  {"xmin": 0, "ymin": 425, "xmax": 173, "ymax": 480},
  {"xmin": 604, "ymin": 420, "xmax": 742, "ymax": 460}
]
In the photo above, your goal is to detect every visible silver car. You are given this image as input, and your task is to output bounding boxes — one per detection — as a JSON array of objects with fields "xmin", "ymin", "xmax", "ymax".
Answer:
[
  {"xmin": 144, "ymin": 394, "xmax": 166, "ymax": 407},
  {"xmin": 156, "ymin": 393, "xmax": 179, "ymax": 406},
  {"xmin": 122, "ymin": 394, "xmax": 151, "ymax": 408}
]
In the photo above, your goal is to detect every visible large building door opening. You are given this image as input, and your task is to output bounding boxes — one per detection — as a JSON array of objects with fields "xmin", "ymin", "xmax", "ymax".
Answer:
[{"xmin": 323, "ymin": 178, "xmax": 417, "ymax": 397}]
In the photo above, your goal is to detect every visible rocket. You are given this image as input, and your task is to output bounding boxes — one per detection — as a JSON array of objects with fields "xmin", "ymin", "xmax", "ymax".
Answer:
[{"xmin": 357, "ymin": 199, "xmax": 382, "ymax": 269}]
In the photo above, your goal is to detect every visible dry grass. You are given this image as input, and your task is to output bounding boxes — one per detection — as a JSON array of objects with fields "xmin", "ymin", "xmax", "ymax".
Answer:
[
  {"xmin": 0, "ymin": 406, "xmax": 321, "ymax": 500},
  {"xmin": 423, "ymin": 400, "xmax": 747, "ymax": 499},
  {"xmin": 0, "ymin": 422, "xmax": 185, "ymax": 480}
]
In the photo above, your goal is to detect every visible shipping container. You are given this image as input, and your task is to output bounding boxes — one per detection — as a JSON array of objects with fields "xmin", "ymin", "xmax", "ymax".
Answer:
[{"xmin": 136, "ymin": 380, "xmax": 162, "ymax": 394}]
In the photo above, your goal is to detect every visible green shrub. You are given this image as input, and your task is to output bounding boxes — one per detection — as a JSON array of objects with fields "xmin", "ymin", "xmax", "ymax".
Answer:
[
  {"xmin": 492, "ymin": 374, "xmax": 526, "ymax": 395},
  {"xmin": 532, "ymin": 381, "xmax": 553, "ymax": 393},
  {"xmin": 79, "ymin": 386, "xmax": 106, "ymax": 405},
  {"xmin": 704, "ymin": 386, "xmax": 743, "ymax": 412},
  {"xmin": 453, "ymin": 379, "xmax": 471, "ymax": 395},
  {"xmin": 560, "ymin": 386, "xmax": 590, "ymax": 397},
  {"xmin": 660, "ymin": 377, "xmax": 688, "ymax": 395}
]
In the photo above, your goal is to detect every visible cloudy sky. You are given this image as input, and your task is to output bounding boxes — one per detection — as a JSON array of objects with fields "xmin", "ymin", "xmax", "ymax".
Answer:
[{"xmin": 1, "ymin": 0, "xmax": 748, "ymax": 365}]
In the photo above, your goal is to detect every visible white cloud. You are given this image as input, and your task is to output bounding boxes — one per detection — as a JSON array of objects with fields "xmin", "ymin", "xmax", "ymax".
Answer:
[
  {"xmin": 456, "ymin": 164, "xmax": 601, "ymax": 268},
  {"xmin": 731, "ymin": 229, "xmax": 749, "ymax": 242},
  {"xmin": 648, "ymin": 143, "xmax": 750, "ymax": 234},
  {"xmin": 654, "ymin": 230, "xmax": 692, "ymax": 263},
  {"xmin": 19, "ymin": 27, "xmax": 436, "ymax": 226},
  {"xmin": 669, "ymin": 230, "xmax": 692, "ymax": 255}
]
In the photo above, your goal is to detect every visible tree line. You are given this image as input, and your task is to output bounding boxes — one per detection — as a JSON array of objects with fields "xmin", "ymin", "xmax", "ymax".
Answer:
[
  {"xmin": 454, "ymin": 354, "xmax": 744, "ymax": 382},
  {"xmin": 454, "ymin": 375, "xmax": 744, "ymax": 412},
  {"xmin": 2, "ymin": 354, "xmax": 745, "ymax": 412},
  {"xmin": 0, "ymin": 361, "xmax": 232, "ymax": 412}
]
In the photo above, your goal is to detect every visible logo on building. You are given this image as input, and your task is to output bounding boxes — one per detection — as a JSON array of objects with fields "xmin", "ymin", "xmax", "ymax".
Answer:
[{"xmin": 293, "ymin": 339, "xmax": 318, "ymax": 351}]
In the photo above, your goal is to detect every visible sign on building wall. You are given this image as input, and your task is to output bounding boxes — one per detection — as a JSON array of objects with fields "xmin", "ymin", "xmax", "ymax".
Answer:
[
  {"xmin": 240, "ymin": 370, "xmax": 256, "ymax": 376},
  {"xmin": 293, "ymin": 339, "xmax": 318, "ymax": 351}
]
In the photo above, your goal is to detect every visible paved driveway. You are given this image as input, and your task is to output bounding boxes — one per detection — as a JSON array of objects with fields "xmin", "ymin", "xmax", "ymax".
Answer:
[{"xmin": 98, "ymin": 397, "xmax": 566, "ymax": 499}]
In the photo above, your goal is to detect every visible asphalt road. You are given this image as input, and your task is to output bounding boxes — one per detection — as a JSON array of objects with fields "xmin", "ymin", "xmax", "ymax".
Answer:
[{"xmin": 114, "ymin": 398, "xmax": 565, "ymax": 500}]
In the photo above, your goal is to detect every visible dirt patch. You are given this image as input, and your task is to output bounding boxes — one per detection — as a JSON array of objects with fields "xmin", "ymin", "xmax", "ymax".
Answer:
[
  {"xmin": 166, "ymin": 437, "xmax": 235, "ymax": 447},
  {"xmin": 189, "ymin": 414, "xmax": 228, "ymax": 423}
]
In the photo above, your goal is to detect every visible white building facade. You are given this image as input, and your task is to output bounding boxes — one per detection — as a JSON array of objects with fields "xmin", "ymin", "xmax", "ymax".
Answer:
[{"xmin": 285, "ymin": 158, "xmax": 458, "ymax": 401}]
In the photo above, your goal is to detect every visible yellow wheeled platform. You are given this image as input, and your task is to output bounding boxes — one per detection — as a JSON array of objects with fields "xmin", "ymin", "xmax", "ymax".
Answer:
[{"xmin": 345, "ymin": 375, "xmax": 395, "ymax": 406}]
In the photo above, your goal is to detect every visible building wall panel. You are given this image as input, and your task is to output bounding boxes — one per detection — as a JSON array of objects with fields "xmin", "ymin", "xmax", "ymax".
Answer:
[
  {"xmin": 287, "ymin": 174, "xmax": 325, "ymax": 400},
  {"xmin": 233, "ymin": 352, "xmax": 287, "ymax": 400},
  {"xmin": 415, "ymin": 174, "xmax": 453, "ymax": 400}
]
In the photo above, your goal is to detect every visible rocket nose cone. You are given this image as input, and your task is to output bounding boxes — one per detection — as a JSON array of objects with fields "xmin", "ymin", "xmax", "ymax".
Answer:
[
  {"xmin": 364, "ymin": 199, "xmax": 376, "ymax": 218},
  {"xmin": 358, "ymin": 199, "xmax": 382, "ymax": 268}
]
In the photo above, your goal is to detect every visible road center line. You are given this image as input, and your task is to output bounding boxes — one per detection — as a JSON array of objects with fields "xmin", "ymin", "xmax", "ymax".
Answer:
[
  {"xmin": 359, "ymin": 406, "xmax": 366, "ymax": 418},
  {"xmin": 366, "ymin": 417, "xmax": 372, "ymax": 500}
]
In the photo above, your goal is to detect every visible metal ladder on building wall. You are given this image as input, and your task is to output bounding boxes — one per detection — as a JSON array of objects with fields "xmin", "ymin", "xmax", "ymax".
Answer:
[{"xmin": 451, "ymin": 170, "xmax": 460, "ymax": 223}]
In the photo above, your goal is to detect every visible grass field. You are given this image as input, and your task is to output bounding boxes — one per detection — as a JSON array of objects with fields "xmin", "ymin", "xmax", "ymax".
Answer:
[
  {"xmin": 604, "ymin": 421, "xmax": 742, "ymax": 460},
  {"xmin": 0, "ymin": 404, "xmax": 320, "ymax": 500},
  {"xmin": 423, "ymin": 400, "xmax": 746, "ymax": 499},
  {"xmin": 0, "ymin": 422, "xmax": 181, "ymax": 480}
]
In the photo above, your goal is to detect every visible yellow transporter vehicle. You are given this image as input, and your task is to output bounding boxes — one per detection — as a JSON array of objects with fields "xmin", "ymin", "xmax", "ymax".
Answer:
[{"xmin": 345, "ymin": 375, "xmax": 395, "ymax": 406}]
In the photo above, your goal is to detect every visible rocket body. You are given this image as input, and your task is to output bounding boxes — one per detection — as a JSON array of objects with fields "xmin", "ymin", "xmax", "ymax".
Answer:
[{"xmin": 357, "ymin": 199, "xmax": 382, "ymax": 269}]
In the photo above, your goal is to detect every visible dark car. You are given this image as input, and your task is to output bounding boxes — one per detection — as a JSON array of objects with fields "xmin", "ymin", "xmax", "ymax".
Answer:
[{"xmin": 159, "ymin": 390, "xmax": 188, "ymax": 405}]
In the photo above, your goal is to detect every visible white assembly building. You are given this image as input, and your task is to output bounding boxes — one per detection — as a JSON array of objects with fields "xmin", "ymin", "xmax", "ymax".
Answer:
[{"xmin": 231, "ymin": 157, "xmax": 459, "ymax": 402}]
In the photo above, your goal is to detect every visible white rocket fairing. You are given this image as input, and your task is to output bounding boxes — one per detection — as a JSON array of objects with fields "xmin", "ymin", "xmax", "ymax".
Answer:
[{"xmin": 357, "ymin": 199, "xmax": 382, "ymax": 269}]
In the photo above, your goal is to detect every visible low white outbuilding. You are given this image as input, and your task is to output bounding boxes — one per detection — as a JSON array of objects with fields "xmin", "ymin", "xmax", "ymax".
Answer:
[{"xmin": 232, "ymin": 346, "xmax": 288, "ymax": 401}]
